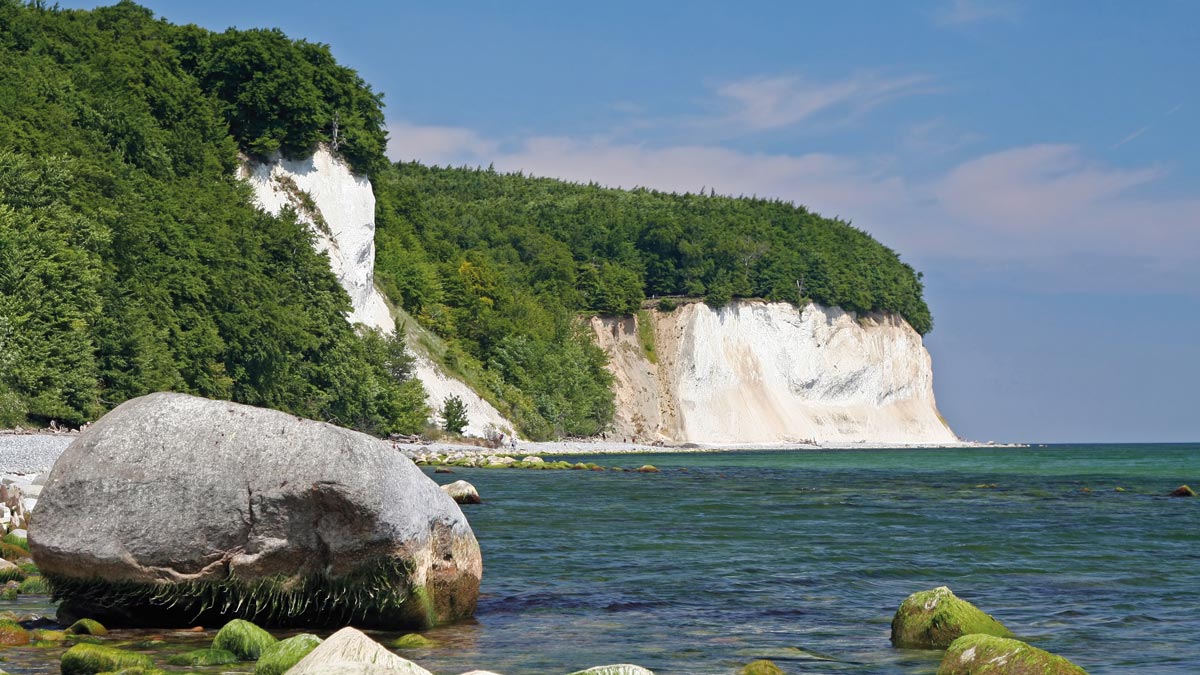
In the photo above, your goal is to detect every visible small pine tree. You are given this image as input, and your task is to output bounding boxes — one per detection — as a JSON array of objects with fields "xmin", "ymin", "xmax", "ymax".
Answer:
[{"xmin": 441, "ymin": 395, "xmax": 468, "ymax": 434}]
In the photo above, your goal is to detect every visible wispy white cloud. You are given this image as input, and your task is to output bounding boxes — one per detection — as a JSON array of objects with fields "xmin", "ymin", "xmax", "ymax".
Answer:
[
  {"xmin": 934, "ymin": 0, "xmax": 1021, "ymax": 26},
  {"xmin": 387, "ymin": 121, "xmax": 498, "ymax": 163},
  {"xmin": 934, "ymin": 144, "xmax": 1162, "ymax": 234},
  {"xmin": 713, "ymin": 72, "xmax": 936, "ymax": 131}
]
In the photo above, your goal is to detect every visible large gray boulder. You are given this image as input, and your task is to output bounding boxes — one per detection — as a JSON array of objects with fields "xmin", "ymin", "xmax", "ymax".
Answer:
[{"xmin": 30, "ymin": 393, "xmax": 481, "ymax": 628}]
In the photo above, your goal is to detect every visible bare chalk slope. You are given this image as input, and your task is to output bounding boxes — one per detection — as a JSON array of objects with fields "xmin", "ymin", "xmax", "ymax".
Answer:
[
  {"xmin": 592, "ymin": 300, "xmax": 957, "ymax": 445},
  {"xmin": 239, "ymin": 148, "xmax": 515, "ymax": 438}
]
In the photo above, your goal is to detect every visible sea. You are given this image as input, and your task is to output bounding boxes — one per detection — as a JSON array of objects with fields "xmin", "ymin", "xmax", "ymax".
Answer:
[{"xmin": 5, "ymin": 443, "xmax": 1197, "ymax": 674}]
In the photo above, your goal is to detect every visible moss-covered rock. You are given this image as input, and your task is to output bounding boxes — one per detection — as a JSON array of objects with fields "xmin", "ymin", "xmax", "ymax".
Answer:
[
  {"xmin": 391, "ymin": 633, "xmax": 436, "ymax": 649},
  {"xmin": 60, "ymin": 644, "xmax": 154, "ymax": 675},
  {"xmin": 67, "ymin": 618, "xmax": 109, "ymax": 636},
  {"xmin": 212, "ymin": 618, "xmax": 276, "ymax": 659},
  {"xmin": 740, "ymin": 659, "xmax": 786, "ymax": 675},
  {"xmin": 18, "ymin": 574, "xmax": 50, "ymax": 594},
  {"xmin": 0, "ymin": 533, "xmax": 28, "ymax": 552},
  {"xmin": 32, "ymin": 628, "xmax": 67, "ymax": 641},
  {"xmin": 165, "ymin": 648, "xmax": 239, "ymax": 666},
  {"xmin": 635, "ymin": 465, "xmax": 660, "ymax": 473},
  {"xmin": 937, "ymin": 634, "xmax": 1088, "ymax": 674},
  {"xmin": 891, "ymin": 586, "xmax": 1014, "ymax": 649},
  {"xmin": 0, "ymin": 587, "xmax": 16, "ymax": 601},
  {"xmin": 0, "ymin": 619, "xmax": 30, "ymax": 646},
  {"xmin": 1169, "ymin": 485, "xmax": 1195, "ymax": 497},
  {"xmin": 0, "ymin": 560, "xmax": 23, "ymax": 583},
  {"xmin": 254, "ymin": 633, "xmax": 322, "ymax": 675}
]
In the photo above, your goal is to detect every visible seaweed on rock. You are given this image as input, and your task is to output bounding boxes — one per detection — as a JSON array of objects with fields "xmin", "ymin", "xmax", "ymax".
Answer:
[
  {"xmin": 18, "ymin": 575, "xmax": 50, "ymax": 594},
  {"xmin": 60, "ymin": 643, "xmax": 153, "ymax": 675},
  {"xmin": 47, "ymin": 558, "xmax": 425, "ymax": 627},
  {"xmin": 212, "ymin": 619, "xmax": 277, "ymax": 660},
  {"xmin": 165, "ymin": 647, "xmax": 240, "ymax": 666},
  {"xmin": 254, "ymin": 633, "xmax": 323, "ymax": 675}
]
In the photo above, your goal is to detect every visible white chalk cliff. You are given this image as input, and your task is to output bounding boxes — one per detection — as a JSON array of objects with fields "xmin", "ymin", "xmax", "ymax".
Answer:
[
  {"xmin": 591, "ymin": 300, "xmax": 957, "ymax": 445},
  {"xmin": 239, "ymin": 147, "xmax": 516, "ymax": 437}
]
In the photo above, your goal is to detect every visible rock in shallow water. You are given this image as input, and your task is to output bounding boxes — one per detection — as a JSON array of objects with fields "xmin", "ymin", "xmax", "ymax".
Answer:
[
  {"xmin": 30, "ymin": 392, "xmax": 481, "ymax": 628},
  {"xmin": 287, "ymin": 626, "xmax": 432, "ymax": 675},
  {"xmin": 890, "ymin": 586, "xmax": 1014, "ymax": 649},
  {"xmin": 441, "ymin": 480, "xmax": 482, "ymax": 505},
  {"xmin": 937, "ymin": 634, "xmax": 1088, "ymax": 675}
]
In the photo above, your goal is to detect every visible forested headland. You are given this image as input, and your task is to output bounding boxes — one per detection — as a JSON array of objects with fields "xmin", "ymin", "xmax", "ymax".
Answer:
[
  {"xmin": 0, "ymin": 0, "xmax": 420, "ymax": 433},
  {"xmin": 0, "ymin": 1, "xmax": 932, "ymax": 441}
]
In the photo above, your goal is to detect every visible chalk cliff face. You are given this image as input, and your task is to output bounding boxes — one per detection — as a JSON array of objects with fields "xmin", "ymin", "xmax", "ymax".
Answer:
[
  {"xmin": 591, "ymin": 300, "xmax": 957, "ymax": 445},
  {"xmin": 240, "ymin": 148, "xmax": 516, "ymax": 437}
]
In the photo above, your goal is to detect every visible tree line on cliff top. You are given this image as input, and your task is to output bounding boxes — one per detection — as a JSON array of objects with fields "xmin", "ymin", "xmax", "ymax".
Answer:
[{"xmin": 0, "ymin": 1, "xmax": 932, "ymax": 440}]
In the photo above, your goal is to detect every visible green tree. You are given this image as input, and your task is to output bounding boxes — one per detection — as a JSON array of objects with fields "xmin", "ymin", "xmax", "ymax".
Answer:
[{"xmin": 441, "ymin": 395, "xmax": 468, "ymax": 434}]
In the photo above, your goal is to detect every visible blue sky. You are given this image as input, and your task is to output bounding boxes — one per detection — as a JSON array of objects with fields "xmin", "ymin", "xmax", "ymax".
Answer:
[{"xmin": 66, "ymin": 1, "xmax": 1199, "ymax": 442}]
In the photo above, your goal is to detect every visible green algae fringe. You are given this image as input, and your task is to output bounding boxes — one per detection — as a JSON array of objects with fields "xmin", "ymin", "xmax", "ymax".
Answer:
[{"xmin": 47, "ymin": 558, "xmax": 421, "ymax": 626}]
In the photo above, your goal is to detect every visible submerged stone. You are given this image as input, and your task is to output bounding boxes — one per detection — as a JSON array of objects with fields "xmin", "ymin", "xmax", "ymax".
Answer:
[
  {"xmin": 937, "ymin": 634, "xmax": 1088, "ymax": 674},
  {"xmin": 31, "ymin": 392, "xmax": 482, "ymax": 628},
  {"xmin": 891, "ymin": 586, "xmax": 1014, "ymax": 649},
  {"xmin": 212, "ymin": 619, "xmax": 276, "ymax": 660},
  {"xmin": 165, "ymin": 648, "xmax": 239, "ymax": 666},
  {"xmin": 1169, "ymin": 485, "xmax": 1195, "ymax": 497},
  {"xmin": 740, "ymin": 660, "xmax": 785, "ymax": 675},
  {"xmin": 391, "ymin": 632, "xmax": 436, "ymax": 648},
  {"xmin": 60, "ymin": 643, "xmax": 153, "ymax": 675},
  {"xmin": 254, "ymin": 633, "xmax": 323, "ymax": 675}
]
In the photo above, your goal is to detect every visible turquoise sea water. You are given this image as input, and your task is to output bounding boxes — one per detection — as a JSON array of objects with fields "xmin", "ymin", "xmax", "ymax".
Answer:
[
  {"xmin": 4, "ymin": 443, "xmax": 1197, "ymax": 674},
  {"xmin": 414, "ymin": 443, "xmax": 1198, "ymax": 674}
]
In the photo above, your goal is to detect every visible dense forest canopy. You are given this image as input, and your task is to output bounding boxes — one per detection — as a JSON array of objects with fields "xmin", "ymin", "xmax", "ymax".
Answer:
[
  {"xmin": 0, "ymin": 1, "xmax": 933, "ymax": 440},
  {"xmin": 0, "ymin": 0, "xmax": 421, "ymax": 432},
  {"xmin": 370, "ymin": 164, "xmax": 932, "ymax": 438}
]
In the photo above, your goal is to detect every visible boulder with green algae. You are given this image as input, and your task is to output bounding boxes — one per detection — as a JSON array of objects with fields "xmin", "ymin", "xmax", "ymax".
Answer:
[
  {"xmin": 740, "ymin": 660, "xmax": 785, "ymax": 675},
  {"xmin": 18, "ymin": 574, "xmax": 50, "ymax": 594},
  {"xmin": 0, "ymin": 618, "xmax": 30, "ymax": 646},
  {"xmin": 213, "ymin": 619, "xmax": 277, "ymax": 660},
  {"xmin": 32, "ymin": 393, "xmax": 482, "ymax": 629},
  {"xmin": 1170, "ymin": 485, "xmax": 1195, "ymax": 497},
  {"xmin": 391, "ymin": 633, "xmax": 436, "ymax": 648},
  {"xmin": 60, "ymin": 643, "xmax": 154, "ymax": 675},
  {"xmin": 254, "ymin": 633, "xmax": 323, "ymax": 675},
  {"xmin": 32, "ymin": 628, "xmax": 66, "ymax": 641},
  {"xmin": 67, "ymin": 618, "xmax": 109, "ymax": 636},
  {"xmin": 937, "ymin": 634, "xmax": 1089, "ymax": 675},
  {"xmin": 891, "ymin": 586, "xmax": 1013, "ymax": 649},
  {"xmin": 165, "ymin": 647, "xmax": 240, "ymax": 666},
  {"xmin": 565, "ymin": 666, "xmax": 656, "ymax": 675}
]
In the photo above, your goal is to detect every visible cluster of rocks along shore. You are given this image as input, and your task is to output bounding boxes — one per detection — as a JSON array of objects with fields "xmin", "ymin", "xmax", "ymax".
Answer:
[{"xmin": 407, "ymin": 450, "xmax": 661, "ymax": 474}]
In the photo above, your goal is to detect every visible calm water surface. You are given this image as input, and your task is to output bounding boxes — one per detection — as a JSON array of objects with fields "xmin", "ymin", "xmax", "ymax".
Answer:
[{"xmin": 5, "ymin": 443, "xmax": 1197, "ymax": 674}]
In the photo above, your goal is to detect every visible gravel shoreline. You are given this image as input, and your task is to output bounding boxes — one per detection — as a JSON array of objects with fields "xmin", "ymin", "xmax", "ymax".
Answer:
[
  {"xmin": 0, "ymin": 432, "xmax": 994, "ymax": 475},
  {"xmin": 0, "ymin": 434, "xmax": 77, "ymax": 474}
]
